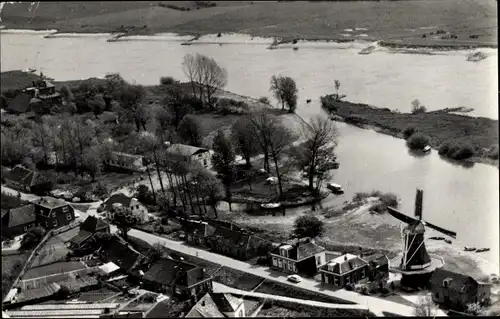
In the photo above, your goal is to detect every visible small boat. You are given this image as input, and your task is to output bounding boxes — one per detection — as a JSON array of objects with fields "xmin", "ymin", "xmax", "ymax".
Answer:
[
  {"xmin": 306, "ymin": 99, "xmax": 312, "ymax": 103},
  {"xmin": 476, "ymin": 248, "xmax": 490, "ymax": 253},
  {"xmin": 326, "ymin": 183, "xmax": 344, "ymax": 194},
  {"xmin": 464, "ymin": 246, "xmax": 477, "ymax": 252},
  {"xmin": 293, "ymin": 47, "xmax": 299, "ymax": 51},
  {"xmin": 444, "ymin": 239, "xmax": 452, "ymax": 244},
  {"xmin": 359, "ymin": 45, "xmax": 376, "ymax": 55},
  {"xmin": 423, "ymin": 145, "xmax": 431, "ymax": 153},
  {"xmin": 429, "ymin": 236, "xmax": 445, "ymax": 240},
  {"xmin": 261, "ymin": 203, "xmax": 281, "ymax": 210},
  {"xmin": 466, "ymin": 51, "xmax": 487, "ymax": 62},
  {"xmin": 26, "ymin": 68, "xmax": 37, "ymax": 73}
]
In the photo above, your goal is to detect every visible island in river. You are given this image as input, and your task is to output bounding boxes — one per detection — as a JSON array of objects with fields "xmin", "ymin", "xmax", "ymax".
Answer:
[{"xmin": 0, "ymin": 0, "xmax": 497, "ymax": 49}]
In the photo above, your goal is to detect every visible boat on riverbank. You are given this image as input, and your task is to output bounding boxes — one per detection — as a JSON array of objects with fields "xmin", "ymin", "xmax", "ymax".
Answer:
[
  {"xmin": 326, "ymin": 183, "xmax": 344, "ymax": 194},
  {"xmin": 359, "ymin": 45, "xmax": 376, "ymax": 55},
  {"xmin": 466, "ymin": 51, "xmax": 488, "ymax": 62},
  {"xmin": 476, "ymin": 248, "xmax": 490, "ymax": 253},
  {"xmin": 464, "ymin": 246, "xmax": 477, "ymax": 252}
]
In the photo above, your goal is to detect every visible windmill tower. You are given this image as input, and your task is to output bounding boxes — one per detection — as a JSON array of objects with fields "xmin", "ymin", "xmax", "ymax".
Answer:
[{"xmin": 387, "ymin": 189, "xmax": 457, "ymax": 289}]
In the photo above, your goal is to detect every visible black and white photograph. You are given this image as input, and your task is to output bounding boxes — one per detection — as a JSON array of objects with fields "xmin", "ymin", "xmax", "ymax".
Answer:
[{"xmin": 0, "ymin": 0, "xmax": 498, "ymax": 317}]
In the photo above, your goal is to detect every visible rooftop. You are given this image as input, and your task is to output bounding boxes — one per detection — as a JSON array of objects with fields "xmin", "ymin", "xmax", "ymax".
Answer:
[
  {"xmin": 5, "ymin": 204, "xmax": 36, "ymax": 228},
  {"xmin": 165, "ymin": 144, "xmax": 209, "ymax": 157},
  {"xmin": 31, "ymin": 196, "xmax": 67, "ymax": 209},
  {"xmin": 323, "ymin": 253, "xmax": 368, "ymax": 275}
]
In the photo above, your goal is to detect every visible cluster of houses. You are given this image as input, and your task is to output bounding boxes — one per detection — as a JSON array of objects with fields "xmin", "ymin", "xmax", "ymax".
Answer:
[{"xmin": 5, "ymin": 79, "xmax": 62, "ymax": 117}]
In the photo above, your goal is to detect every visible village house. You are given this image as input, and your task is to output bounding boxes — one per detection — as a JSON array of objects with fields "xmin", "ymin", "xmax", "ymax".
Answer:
[
  {"xmin": 4, "ymin": 165, "xmax": 53, "ymax": 194},
  {"xmin": 430, "ymin": 268, "xmax": 492, "ymax": 311},
  {"xmin": 98, "ymin": 235, "xmax": 148, "ymax": 276},
  {"xmin": 68, "ymin": 216, "xmax": 110, "ymax": 249},
  {"xmin": 184, "ymin": 220, "xmax": 216, "ymax": 247},
  {"xmin": 141, "ymin": 257, "xmax": 213, "ymax": 301},
  {"xmin": 1, "ymin": 204, "xmax": 37, "ymax": 238},
  {"xmin": 270, "ymin": 238, "xmax": 326, "ymax": 276},
  {"xmin": 30, "ymin": 196, "xmax": 75, "ymax": 230},
  {"xmin": 185, "ymin": 292, "xmax": 263, "ymax": 318},
  {"xmin": 319, "ymin": 253, "xmax": 371, "ymax": 288},
  {"xmin": 206, "ymin": 226, "xmax": 269, "ymax": 261},
  {"xmin": 24, "ymin": 79, "xmax": 61, "ymax": 102},
  {"xmin": 103, "ymin": 151, "xmax": 146, "ymax": 172},
  {"xmin": 164, "ymin": 143, "xmax": 213, "ymax": 170},
  {"xmin": 99, "ymin": 193, "xmax": 149, "ymax": 224}
]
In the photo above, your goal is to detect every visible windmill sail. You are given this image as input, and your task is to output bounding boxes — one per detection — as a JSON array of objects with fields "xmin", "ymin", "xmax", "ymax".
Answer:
[
  {"xmin": 387, "ymin": 207, "xmax": 419, "ymax": 224},
  {"xmin": 424, "ymin": 220, "xmax": 457, "ymax": 239},
  {"xmin": 414, "ymin": 189, "xmax": 423, "ymax": 220}
]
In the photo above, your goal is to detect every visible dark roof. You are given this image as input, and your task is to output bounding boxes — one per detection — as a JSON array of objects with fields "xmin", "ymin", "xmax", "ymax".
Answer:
[
  {"xmin": 179, "ymin": 268, "xmax": 210, "ymax": 288},
  {"xmin": 365, "ymin": 253, "xmax": 389, "ymax": 267},
  {"xmin": 103, "ymin": 193, "xmax": 132, "ymax": 212},
  {"xmin": 430, "ymin": 268, "xmax": 476, "ymax": 293},
  {"xmin": 100, "ymin": 236, "xmax": 144, "ymax": 272},
  {"xmin": 6, "ymin": 93, "xmax": 32, "ymax": 113},
  {"xmin": 208, "ymin": 227, "xmax": 253, "ymax": 249},
  {"xmin": 80, "ymin": 216, "xmax": 109, "ymax": 233},
  {"xmin": 322, "ymin": 254, "xmax": 368, "ymax": 275},
  {"xmin": 143, "ymin": 258, "xmax": 197, "ymax": 287},
  {"xmin": 272, "ymin": 239, "xmax": 325, "ymax": 261},
  {"xmin": 15, "ymin": 283, "xmax": 61, "ymax": 303},
  {"xmin": 5, "ymin": 165, "xmax": 35, "ymax": 186},
  {"xmin": 31, "ymin": 196, "xmax": 67, "ymax": 210},
  {"xmin": 210, "ymin": 293, "xmax": 242, "ymax": 312},
  {"xmin": 165, "ymin": 144, "xmax": 209, "ymax": 158},
  {"xmin": 184, "ymin": 220, "xmax": 216, "ymax": 237},
  {"xmin": 69, "ymin": 230, "xmax": 94, "ymax": 246},
  {"xmin": 5, "ymin": 204, "xmax": 36, "ymax": 228}
]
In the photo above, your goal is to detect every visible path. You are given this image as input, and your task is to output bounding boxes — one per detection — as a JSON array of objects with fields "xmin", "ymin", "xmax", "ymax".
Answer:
[{"xmin": 213, "ymin": 281, "xmax": 370, "ymax": 310}]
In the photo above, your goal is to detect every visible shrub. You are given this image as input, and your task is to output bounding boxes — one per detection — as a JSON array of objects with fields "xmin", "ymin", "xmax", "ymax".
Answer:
[
  {"xmin": 438, "ymin": 140, "xmax": 475, "ymax": 160},
  {"xmin": 320, "ymin": 94, "xmax": 339, "ymax": 112},
  {"xmin": 21, "ymin": 226, "xmax": 46, "ymax": 250},
  {"xmin": 380, "ymin": 193, "xmax": 398, "ymax": 208},
  {"xmin": 344, "ymin": 115, "xmax": 368, "ymax": 125},
  {"xmin": 487, "ymin": 145, "xmax": 499, "ymax": 160},
  {"xmin": 159, "ymin": 76, "xmax": 177, "ymax": 85},
  {"xmin": 93, "ymin": 183, "xmax": 108, "ymax": 199},
  {"xmin": 403, "ymin": 125, "xmax": 418, "ymax": 139},
  {"xmin": 406, "ymin": 132, "xmax": 430, "ymax": 150},
  {"xmin": 258, "ymin": 96, "xmax": 270, "ymax": 105},
  {"xmin": 411, "ymin": 99, "xmax": 427, "ymax": 114}
]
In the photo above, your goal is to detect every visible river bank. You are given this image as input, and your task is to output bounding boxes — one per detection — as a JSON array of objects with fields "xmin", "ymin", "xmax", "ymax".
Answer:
[
  {"xmin": 1, "ymin": 0, "xmax": 496, "ymax": 49},
  {"xmin": 322, "ymin": 99, "xmax": 499, "ymax": 167}
]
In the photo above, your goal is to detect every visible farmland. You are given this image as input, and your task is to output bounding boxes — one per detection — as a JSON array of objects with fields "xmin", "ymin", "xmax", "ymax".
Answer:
[
  {"xmin": 1, "ymin": 1, "xmax": 496, "ymax": 48},
  {"xmin": 1, "ymin": 252, "xmax": 31, "ymax": 300}
]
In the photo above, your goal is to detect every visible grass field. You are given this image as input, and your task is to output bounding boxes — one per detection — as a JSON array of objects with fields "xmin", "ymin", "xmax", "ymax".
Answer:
[
  {"xmin": 1, "ymin": 1, "xmax": 496, "ymax": 48},
  {"xmin": 212, "ymin": 266, "xmax": 264, "ymax": 291},
  {"xmin": 23, "ymin": 261, "xmax": 87, "ymax": 280},
  {"xmin": 1, "ymin": 252, "xmax": 31, "ymax": 300},
  {"xmin": 260, "ymin": 298, "xmax": 375, "ymax": 317},
  {"xmin": 29, "ymin": 236, "xmax": 71, "ymax": 268}
]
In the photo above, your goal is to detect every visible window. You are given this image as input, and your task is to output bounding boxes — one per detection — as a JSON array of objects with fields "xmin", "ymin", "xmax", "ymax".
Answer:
[
  {"xmin": 45, "ymin": 221, "xmax": 49, "ymax": 228},
  {"xmin": 334, "ymin": 277, "xmax": 340, "ymax": 286},
  {"xmin": 203, "ymin": 159, "xmax": 208, "ymax": 166},
  {"xmin": 435, "ymin": 292, "xmax": 439, "ymax": 299},
  {"xmin": 361, "ymin": 268, "xmax": 365, "ymax": 278},
  {"xmin": 53, "ymin": 220, "xmax": 58, "ymax": 227},
  {"xmin": 316, "ymin": 256, "xmax": 321, "ymax": 266},
  {"xmin": 288, "ymin": 261, "xmax": 292, "ymax": 271},
  {"xmin": 175, "ymin": 287, "xmax": 181, "ymax": 295},
  {"xmin": 51, "ymin": 211, "xmax": 56, "ymax": 218},
  {"xmin": 346, "ymin": 276, "xmax": 350, "ymax": 284},
  {"xmin": 272, "ymin": 257, "xmax": 277, "ymax": 267},
  {"xmin": 62, "ymin": 206, "xmax": 69, "ymax": 212},
  {"xmin": 293, "ymin": 263, "xmax": 297, "ymax": 272},
  {"xmin": 24, "ymin": 226, "xmax": 28, "ymax": 231},
  {"xmin": 66, "ymin": 213, "xmax": 72, "ymax": 221},
  {"xmin": 278, "ymin": 259, "xmax": 282, "ymax": 267}
]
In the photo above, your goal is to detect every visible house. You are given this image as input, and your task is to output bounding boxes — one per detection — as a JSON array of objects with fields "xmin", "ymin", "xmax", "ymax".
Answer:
[
  {"xmin": 69, "ymin": 216, "xmax": 110, "ymax": 248},
  {"xmin": 103, "ymin": 151, "xmax": 146, "ymax": 172},
  {"xmin": 30, "ymin": 196, "xmax": 75, "ymax": 230},
  {"xmin": 141, "ymin": 258, "xmax": 212, "ymax": 301},
  {"xmin": 185, "ymin": 292, "xmax": 256, "ymax": 318},
  {"xmin": 206, "ymin": 226, "xmax": 269, "ymax": 261},
  {"xmin": 164, "ymin": 143, "xmax": 213, "ymax": 170},
  {"xmin": 365, "ymin": 253, "xmax": 390, "ymax": 282},
  {"xmin": 184, "ymin": 220, "xmax": 216, "ymax": 247},
  {"xmin": 99, "ymin": 235, "xmax": 147, "ymax": 276},
  {"xmin": 4, "ymin": 165, "xmax": 53, "ymax": 194},
  {"xmin": 1, "ymin": 204, "xmax": 37, "ymax": 238},
  {"xmin": 24, "ymin": 80, "xmax": 61, "ymax": 102},
  {"xmin": 100, "ymin": 193, "xmax": 149, "ymax": 224},
  {"xmin": 270, "ymin": 238, "xmax": 326, "ymax": 276},
  {"xmin": 319, "ymin": 253, "xmax": 371, "ymax": 288},
  {"xmin": 430, "ymin": 268, "xmax": 492, "ymax": 311}
]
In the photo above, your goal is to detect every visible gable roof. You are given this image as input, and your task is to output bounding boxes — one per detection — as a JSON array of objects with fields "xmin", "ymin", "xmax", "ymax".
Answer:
[
  {"xmin": 430, "ymin": 268, "xmax": 477, "ymax": 293},
  {"xmin": 208, "ymin": 227, "xmax": 256, "ymax": 251},
  {"xmin": 68, "ymin": 230, "xmax": 94, "ymax": 246},
  {"xmin": 165, "ymin": 144, "xmax": 209, "ymax": 158},
  {"xmin": 365, "ymin": 253, "xmax": 389, "ymax": 267},
  {"xmin": 6, "ymin": 93, "xmax": 32, "ymax": 114},
  {"xmin": 142, "ymin": 258, "xmax": 197, "ymax": 287},
  {"xmin": 31, "ymin": 196, "xmax": 67, "ymax": 210},
  {"xmin": 99, "ymin": 236, "xmax": 145, "ymax": 272},
  {"xmin": 5, "ymin": 165, "xmax": 39, "ymax": 187},
  {"xmin": 108, "ymin": 152, "xmax": 144, "ymax": 166},
  {"xmin": 273, "ymin": 239, "xmax": 325, "ymax": 261},
  {"xmin": 185, "ymin": 292, "xmax": 243, "ymax": 318},
  {"xmin": 5, "ymin": 204, "xmax": 36, "ymax": 228},
  {"xmin": 323, "ymin": 253, "xmax": 368, "ymax": 275},
  {"xmin": 80, "ymin": 216, "xmax": 109, "ymax": 233},
  {"xmin": 103, "ymin": 193, "xmax": 133, "ymax": 211},
  {"xmin": 210, "ymin": 293, "xmax": 243, "ymax": 312}
]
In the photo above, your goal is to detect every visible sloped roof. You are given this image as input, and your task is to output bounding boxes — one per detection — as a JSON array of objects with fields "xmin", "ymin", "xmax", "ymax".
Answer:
[
  {"xmin": 430, "ymin": 268, "xmax": 477, "ymax": 293},
  {"xmin": 209, "ymin": 227, "xmax": 252, "ymax": 249},
  {"xmin": 103, "ymin": 193, "xmax": 132, "ymax": 212},
  {"xmin": 80, "ymin": 216, "xmax": 109, "ymax": 233},
  {"xmin": 31, "ymin": 197, "xmax": 67, "ymax": 209},
  {"xmin": 142, "ymin": 258, "xmax": 197, "ymax": 286},
  {"xmin": 178, "ymin": 268, "xmax": 210, "ymax": 288},
  {"xmin": 15, "ymin": 283, "xmax": 60, "ymax": 303},
  {"xmin": 365, "ymin": 253, "xmax": 389, "ymax": 267},
  {"xmin": 6, "ymin": 204, "xmax": 36, "ymax": 228},
  {"xmin": 210, "ymin": 293, "xmax": 242, "ymax": 313},
  {"xmin": 185, "ymin": 293, "xmax": 224, "ymax": 318},
  {"xmin": 165, "ymin": 144, "xmax": 209, "ymax": 157},
  {"xmin": 296, "ymin": 242, "xmax": 325, "ymax": 260},
  {"xmin": 185, "ymin": 220, "xmax": 216, "ymax": 238},
  {"xmin": 5, "ymin": 165, "xmax": 34, "ymax": 186},
  {"xmin": 323, "ymin": 254, "xmax": 368, "ymax": 275},
  {"xmin": 68, "ymin": 230, "xmax": 94, "ymax": 246},
  {"xmin": 6, "ymin": 93, "xmax": 32, "ymax": 114},
  {"xmin": 109, "ymin": 152, "xmax": 143, "ymax": 166},
  {"xmin": 100, "ymin": 236, "xmax": 144, "ymax": 272}
]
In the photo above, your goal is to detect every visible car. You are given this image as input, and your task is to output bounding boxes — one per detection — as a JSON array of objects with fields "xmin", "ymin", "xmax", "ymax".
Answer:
[
  {"xmin": 74, "ymin": 212, "xmax": 81, "ymax": 219},
  {"xmin": 287, "ymin": 275, "xmax": 302, "ymax": 283}
]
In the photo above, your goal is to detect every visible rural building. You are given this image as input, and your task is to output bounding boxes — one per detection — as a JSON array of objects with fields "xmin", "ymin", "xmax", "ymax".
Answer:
[
  {"xmin": 141, "ymin": 258, "xmax": 212, "ymax": 301},
  {"xmin": 30, "ymin": 196, "xmax": 75, "ymax": 230},
  {"xmin": 5, "ymin": 93, "xmax": 45, "ymax": 115},
  {"xmin": 69, "ymin": 216, "xmax": 110, "ymax": 248},
  {"xmin": 365, "ymin": 253, "xmax": 390, "ymax": 281},
  {"xmin": 185, "ymin": 292, "xmax": 262, "ymax": 318},
  {"xmin": 184, "ymin": 220, "xmax": 216, "ymax": 247},
  {"xmin": 100, "ymin": 193, "xmax": 149, "ymax": 224},
  {"xmin": 270, "ymin": 238, "xmax": 326, "ymax": 276},
  {"xmin": 206, "ymin": 226, "xmax": 269, "ymax": 261},
  {"xmin": 103, "ymin": 151, "xmax": 146, "ymax": 172},
  {"xmin": 1, "ymin": 204, "xmax": 36, "ymax": 238},
  {"xmin": 98, "ymin": 235, "xmax": 148, "ymax": 276},
  {"xmin": 4, "ymin": 303, "xmax": 120, "ymax": 318},
  {"xmin": 319, "ymin": 253, "xmax": 371, "ymax": 288},
  {"xmin": 24, "ymin": 79, "xmax": 61, "ymax": 102},
  {"xmin": 430, "ymin": 268, "xmax": 492, "ymax": 311},
  {"xmin": 4, "ymin": 165, "xmax": 53, "ymax": 194},
  {"xmin": 164, "ymin": 143, "xmax": 213, "ymax": 170}
]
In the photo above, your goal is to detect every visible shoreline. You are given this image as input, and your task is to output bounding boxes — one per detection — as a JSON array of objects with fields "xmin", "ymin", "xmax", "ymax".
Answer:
[{"xmin": 1, "ymin": 27, "xmax": 497, "ymax": 51}]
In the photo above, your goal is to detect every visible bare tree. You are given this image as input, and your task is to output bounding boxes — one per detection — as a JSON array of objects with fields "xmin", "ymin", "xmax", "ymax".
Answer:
[
  {"xmin": 268, "ymin": 120, "xmax": 293, "ymax": 199},
  {"xmin": 249, "ymin": 108, "xmax": 274, "ymax": 172},
  {"xmin": 334, "ymin": 80, "xmax": 341, "ymax": 99},
  {"xmin": 182, "ymin": 53, "xmax": 202, "ymax": 101},
  {"xmin": 232, "ymin": 116, "xmax": 259, "ymax": 168},
  {"xmin": 198, "ymin": 55, "xmax": 228, "ymax": 108},
  {"xmin": 413, "ymin": 295, "xmax": 436, "ymax": 317}
]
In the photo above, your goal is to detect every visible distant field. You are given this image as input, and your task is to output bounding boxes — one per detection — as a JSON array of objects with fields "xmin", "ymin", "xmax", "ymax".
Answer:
[{"xmin": 1, "ymin": 1, "xmax": 496, "ymax": 47}]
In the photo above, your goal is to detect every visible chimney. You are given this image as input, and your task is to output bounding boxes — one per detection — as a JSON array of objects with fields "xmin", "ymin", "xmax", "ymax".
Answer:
[
  {"xmin": 344, "ymin": 255, "xmax": 348, "ymax": 261},
  {"xmin": 201, "ymin": 300, "xmax": 206, "ymax": 307}
]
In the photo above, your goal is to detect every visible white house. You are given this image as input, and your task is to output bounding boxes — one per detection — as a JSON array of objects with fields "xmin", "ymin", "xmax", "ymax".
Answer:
[
  {"xmin": 99, "ymin": 193, "xmax": 149, "ymax": 224},
  {"xmin": 164, "ymin": 143, "xmax": 213, "ymax": 170},
  {"xmin": 104, "ymin": 152, "xmax": 146, "ymax": 172}
]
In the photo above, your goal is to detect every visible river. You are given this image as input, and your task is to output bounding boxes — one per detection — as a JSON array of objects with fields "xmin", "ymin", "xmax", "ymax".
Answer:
[{"xmin": 1, "ymin": 30, "xmax": 498, "ymax": 268}]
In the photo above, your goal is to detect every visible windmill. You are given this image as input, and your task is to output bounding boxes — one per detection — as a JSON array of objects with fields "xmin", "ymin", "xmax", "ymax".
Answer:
[{"xmin": 387, "ymin": 188, "xmax": 457, "ymax": 289}]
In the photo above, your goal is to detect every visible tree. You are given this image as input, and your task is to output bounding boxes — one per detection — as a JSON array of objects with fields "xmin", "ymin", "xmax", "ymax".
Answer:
[
  {"xmin": 179, "ymin": 115, "xmax": 202, "ymax": 147},
  {"xmin": 270, "ymin": 75, "xmax": 298, "ymax": 112},
  {"xmin": 268, "ymin": 120, "xmax": 293, "ymax": 198},
  {"xmin": 403, "ymin": 124, "xmax": 418, "ymax": 139},
  {"xmin": 406, "ymin": 132, "xmax": 430, "ymax": 150},
  {"xmin": 163, "ymin": 84, "xmax": 193, "ymax": 128},
  {"xmin": 292, "ymin": 215, "xmax": 324, "ymax": 239},
  {"xmin": 139, "ymin": 132, "xmax": 166, "ymax": 196},
  {"xmin": 160, "ymin": 76, "xmax": 178, "ymax": 86},
  {"xmin": 182, "ymin": 53, "xmax": 202, "ymax": 101},
  {"xmin": 249, "ymin": 108, "xmax": 274, "ymax": 172},
  {"xmin": 231, "ymin": 116, "xmax": 259, "ymax": 168},
  {"xmin": 134, "ymin": 104, "xmax": 150, "ymax": 132},
  {"xmin": 110, "ymin": 206, "xmax": 140, "ymax": 241},
  {"xmin": 82, "ymin": 146, "xmax": 102, "ymax": 181},
  {"xmin": 411, "ymin": 99, "xmax": 427, "ymax": 114},
  {"xmin": 113, "ymin": 84, "xmax": 146, "ymax": 128},
  {"xmin": 60, "ymin": 85, "xmax": 74, "ymax": 103},
  {"xmin": 201, "ymin": 172, "xmax": 224, "ymax": 218},
  {"xmin": 212, "ymin": 130, "xmax": 235, "ymax": 211},
  {"xmin": 295, "ymin": 116, "xmax": 338, "ymax": 192},
  {"xmin": 334, "ymin": 80, "xmax": 341, "ymax": 99},
  {"xmin": 413, "ymin": 295, "xmax": 436, "ymax": 316},
  {"xmin": 258, "ymin": 96, "xmax": 270, "ymax": 105},
  {"xmin": 21, "ymin": 226, "xmax": 46, "ymax": 250}
]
